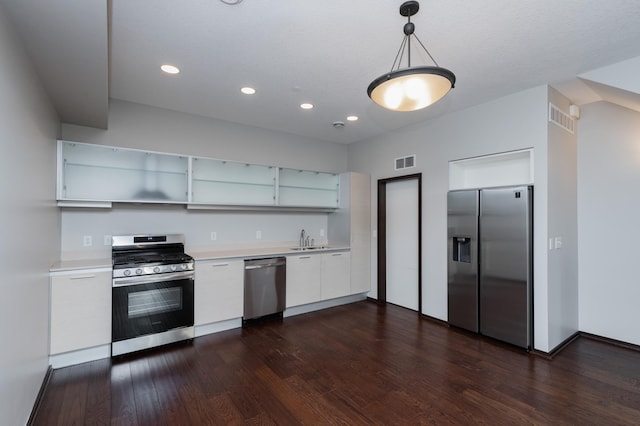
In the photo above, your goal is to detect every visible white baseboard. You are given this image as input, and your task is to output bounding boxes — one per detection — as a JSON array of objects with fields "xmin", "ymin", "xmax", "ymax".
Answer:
[
  {"xmin": 284, "ymin": 293, "xmax": 367, "ymax": 318},
  {"xmin": 195, "ymin": 318, "xmax": 242, "ymax": 337},
  {"xmin": 49, "ymin": 344, "xmax": 111, "ymax": 368}
]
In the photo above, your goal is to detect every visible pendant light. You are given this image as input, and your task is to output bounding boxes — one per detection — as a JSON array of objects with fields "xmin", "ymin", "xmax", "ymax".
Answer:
[{"xmin": 367, "ymin": 1, "xmax": 455, "ymax": 112}]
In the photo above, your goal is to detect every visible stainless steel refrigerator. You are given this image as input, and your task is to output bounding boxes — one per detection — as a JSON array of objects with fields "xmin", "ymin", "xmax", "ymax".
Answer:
[{"xmin": 447, "ymin": 186, "xmax": 533, "ymax": 350}]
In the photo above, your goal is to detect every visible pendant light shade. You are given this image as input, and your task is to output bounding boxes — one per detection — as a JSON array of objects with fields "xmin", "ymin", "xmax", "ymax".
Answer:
[{"xmin": 368, "ymin": 1, "xmax": 455, "ymax": 112}]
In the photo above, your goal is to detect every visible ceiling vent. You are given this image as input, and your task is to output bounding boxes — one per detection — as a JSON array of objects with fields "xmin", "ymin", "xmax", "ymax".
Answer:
[
  {"xmin": 395, "ymin": 155, "xmax": 416, "ymax": 170},
  {"xmin": 548, "ymin": 103, "xmax": 575, "ymax": 134}
]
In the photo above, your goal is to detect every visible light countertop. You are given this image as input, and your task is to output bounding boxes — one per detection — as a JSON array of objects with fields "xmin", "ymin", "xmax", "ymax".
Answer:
[
  {"xmin": 190, "ymin": 245, "xmax": 350, "ymax": 261},
  {"xmin": 51, "ymin": 246, "xmax": 350, "ymax": 272},
  {"xmin": 50, "ymin": 258, "xmax": 112, "ymax": 273}
]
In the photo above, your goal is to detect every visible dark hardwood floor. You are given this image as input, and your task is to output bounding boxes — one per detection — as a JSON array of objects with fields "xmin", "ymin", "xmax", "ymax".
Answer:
[{"xmin": 33, "ymin": 301, "xmax": 640, "ymax": 425}]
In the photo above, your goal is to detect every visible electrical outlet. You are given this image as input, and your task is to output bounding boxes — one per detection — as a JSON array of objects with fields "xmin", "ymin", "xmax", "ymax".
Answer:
[
  {"xmin": 320, "ymin": 229, "xmax": 325, "ymax": 237},
  {"xmin": 83, "ymin": 235, "xmax": 93, "ymax": 247},
  {"xmin": 104, "ymin": 235, "xmax": 111, "ymax": 246},
  {"xmin": 210, "ymin": 231, "xmax": 217, "ymax": 241},
  {"xmin": 256, "ymin": 230, "xmax": 262, "ymax": 240}
]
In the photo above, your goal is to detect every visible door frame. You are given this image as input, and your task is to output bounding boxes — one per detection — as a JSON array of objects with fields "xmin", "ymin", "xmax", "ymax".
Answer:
[{"xmin": 377, "ymin": 173, "xmax": 422, "ymax": 313}]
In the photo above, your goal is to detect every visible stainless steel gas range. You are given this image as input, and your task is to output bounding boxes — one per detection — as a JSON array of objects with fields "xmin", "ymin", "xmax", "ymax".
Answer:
[{"xmin": 111, "ymin": 234, "xmax": 194, "ymax": 356}]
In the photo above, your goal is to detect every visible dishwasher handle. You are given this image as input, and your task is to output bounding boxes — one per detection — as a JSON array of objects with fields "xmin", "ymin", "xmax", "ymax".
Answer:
[{"xmin": 244, "ymin": 257, "xmax": 286, "ymax": 270}]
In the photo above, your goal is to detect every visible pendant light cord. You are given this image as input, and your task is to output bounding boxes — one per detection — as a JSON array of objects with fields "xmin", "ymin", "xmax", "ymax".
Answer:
[
  {"xmin": 389, "ymin": 11, "xmax": 440, "ymax": 72},
  {"xmin": 413, "ymin": 34, "xmax": 440, "ymax": 68}
]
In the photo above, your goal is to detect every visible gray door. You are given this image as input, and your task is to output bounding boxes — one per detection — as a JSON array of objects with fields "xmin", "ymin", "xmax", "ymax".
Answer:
[
  {"xmin": 447, "ymin": 190, "xmax": 479, "ymax": 332},
  {"xmin": 479, "ymin": 186, "xmax": 533, "ymax": 349}
]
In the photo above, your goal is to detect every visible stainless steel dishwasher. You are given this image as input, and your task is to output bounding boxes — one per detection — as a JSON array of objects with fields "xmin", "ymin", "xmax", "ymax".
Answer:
[{"xmin": 243, "ymin": 257, "xmax": 286, "ymax": 325}]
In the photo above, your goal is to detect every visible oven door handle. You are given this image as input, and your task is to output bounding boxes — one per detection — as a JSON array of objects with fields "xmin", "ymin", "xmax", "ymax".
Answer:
[{"xmin": 113, "ymin": 271, "xmax": 194, "ymax": 287}]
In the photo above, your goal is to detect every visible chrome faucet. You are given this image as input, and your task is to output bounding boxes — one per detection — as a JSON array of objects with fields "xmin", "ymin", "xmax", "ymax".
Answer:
[{"xmin": 300, "ymin": 229, "xmax": 306, "ymax": 247}]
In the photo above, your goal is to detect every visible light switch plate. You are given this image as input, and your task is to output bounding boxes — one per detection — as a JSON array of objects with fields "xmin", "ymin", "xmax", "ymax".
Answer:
[
  {"xmin": 555, "ymin": 236, "xmax": 563, "ymax": 249},
  {"xmin": 256, "ymin": 230, "xmax": 262, "ymax": 240},
  {"xmin": 83, "ymin": 235, "xmax": 92, "ymax": 247}
]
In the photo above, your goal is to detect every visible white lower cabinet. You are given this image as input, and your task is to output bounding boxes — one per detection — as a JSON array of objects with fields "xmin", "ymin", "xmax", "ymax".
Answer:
[
  {"xmin": 50, "ymin": 270, "xmax": 112, "ymax": 355},
  {"xmin": 321, "ymin": 252, "xmax": 351, "ymax": 300},
  {"xmin": 286, "ymin": 251, "xmax": 351, "ymax": 307},
  {"xmin": 286, "ymin": 254, "xmax": 322, "ymax": 307},
  {"xmin": 195, "ymin": 259, "xmax": 244, "ymax": 325}
]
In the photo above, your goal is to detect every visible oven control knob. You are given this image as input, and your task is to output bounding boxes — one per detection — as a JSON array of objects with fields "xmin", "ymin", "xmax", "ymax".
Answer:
[
  {"xmin": 153, "ymin": 266, "xmax": 161, "ymax": 273},
  {"xmin": 124, "ymin": 270, "xmax": 131, "ymax": 276},
  {"xmin": 171, "ymin": 265, "xmax": 177, "ymax": 271},
  {"xmin": 181, "ymin": 264, "xmax": 187, "ymax": 270},
  {"xmin": 136, "ymin": 268, "xmax": 143, "ymax": 275}
]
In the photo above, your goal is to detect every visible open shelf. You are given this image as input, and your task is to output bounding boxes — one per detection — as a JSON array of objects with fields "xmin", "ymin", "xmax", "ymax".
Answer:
[{"xmin": 449, "ymin": 149, "xmax": 534, "ymax": 190}]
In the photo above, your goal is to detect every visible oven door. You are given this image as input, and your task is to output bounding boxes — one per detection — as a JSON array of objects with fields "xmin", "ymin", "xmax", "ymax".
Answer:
[{"xmin": 112, "ymin": 272, "xmax": 194, "ymax": 342}]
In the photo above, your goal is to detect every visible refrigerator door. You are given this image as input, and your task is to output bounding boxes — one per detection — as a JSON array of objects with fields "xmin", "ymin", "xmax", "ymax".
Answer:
[
  {"xmin": 479, "ymin": 186, "xmax": 533, "ymax": 349},
  {"xmin": 447, "ymin": 190, "xmax": 479, "ymax": 333}
]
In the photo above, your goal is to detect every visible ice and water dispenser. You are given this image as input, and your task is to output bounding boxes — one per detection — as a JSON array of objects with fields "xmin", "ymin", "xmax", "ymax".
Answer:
[{"xmin": 452, "ymin": 236, "xmax": 471, "ymax": 263}]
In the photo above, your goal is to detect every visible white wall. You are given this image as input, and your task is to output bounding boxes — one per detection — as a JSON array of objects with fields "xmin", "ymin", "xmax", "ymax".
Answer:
[
  {"xmin": 63, "ymin": 99, "xmax": 348, "ymax": 172},
  {"xmin": 60, "ymin": 100, "xmax": 348, "ymax": 259},
  {"xmin": 348, "ymin": 86, "xmax": 562, "ymax": 351},
  {"xmin": 61, "ymin": 205, "xmax": 329, "ymax": 259},
  {"xmin": 0, "ymin": 4, "xmax": 60, "ymax": 425},
  {"xmin": 578, "ymin": 101, "xmax": 640, "ymax": 346},
  {"xmin": 546, "ymin": 87, "xmax": 579, "ymax": 349}
]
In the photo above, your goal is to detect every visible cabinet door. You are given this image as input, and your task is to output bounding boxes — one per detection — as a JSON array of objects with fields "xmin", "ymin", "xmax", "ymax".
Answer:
[
  {"xmin": 59, "ymin": 140, "xmax": 188, "ymax": 203},
  {"xmin": 50, "ymin": 271, "xmax": 112, "ymax": 355},
  {"xmin": 286, "ymin": 255, "xmax": 322, "ymax": 307},
  {"xmin": 278, "ymin": 168, "xmax": 339, "ymax": 207},
  {"xmin": 195, "ymin": 260, "xmax": 244, "ymax": 325},
  {"xmin": 321, "ymin": 252, "xmax": 351, "ymax": 300},
  {"xmin": 192, "ymin": 157, "xmax": 276, "ymax": 205}
]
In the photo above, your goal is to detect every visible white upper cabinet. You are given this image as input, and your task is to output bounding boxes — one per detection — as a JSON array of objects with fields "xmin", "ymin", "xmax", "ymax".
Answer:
[
  {"xmin": 191, "ymin": 158, "xmax": 276, "ymax": 206},
  {"xmin": 57, "ymin": 140, "xmax": 340, "ymax": 210},
  {"xmin": 278, "ymin": 168, "xmax": 339, "ymax": 208},
  {"xmin": 58, "ymin": 140, "xmax": 188, "ymax": 204}
]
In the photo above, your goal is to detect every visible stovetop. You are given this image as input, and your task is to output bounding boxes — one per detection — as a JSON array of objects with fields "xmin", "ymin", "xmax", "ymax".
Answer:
[
  {"xmin": 111, "ymin": 234, "xmax": 194, "ymax": 279},
  {"xmin": 112, "ymin": 252, "xmax": 194, "ymax": 269}
]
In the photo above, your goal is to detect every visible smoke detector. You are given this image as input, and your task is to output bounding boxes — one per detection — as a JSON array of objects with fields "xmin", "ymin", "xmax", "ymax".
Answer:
[
  {"xmin": 220, "ymin": 0, "xmax": 242, "ymax": 5},
  {"xmin": 333, "ymin": 121, "xmax": 345, "ymax": 129}
]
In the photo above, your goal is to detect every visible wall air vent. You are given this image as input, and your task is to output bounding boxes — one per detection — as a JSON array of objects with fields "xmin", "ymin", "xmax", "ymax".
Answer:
[
  {"xmin": 549, "ymin": 103, "xmax": 575, "ymax": 134},
  {"xmin": 395, "ymin": 155, "xmax": 416, "ymax": 170}
]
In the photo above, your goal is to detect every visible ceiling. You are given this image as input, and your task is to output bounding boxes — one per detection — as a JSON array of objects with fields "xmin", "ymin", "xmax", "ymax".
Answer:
[{"xmin": 3, "ymin": 0, "xmax": 640, "ymax": 144}]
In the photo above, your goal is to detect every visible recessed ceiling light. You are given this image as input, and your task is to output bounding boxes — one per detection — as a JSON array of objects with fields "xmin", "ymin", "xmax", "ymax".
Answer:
[
  {"xmin": 300, "ymin": 103, "xmax": 314, "ymax": 110},
  {"xmin": 240, "ymin": 87, "xmax": 256, "ymax": 95},
  {"xmin": 160, "ymin": 64, "xmax": 180, "ymax": 74},
  {"xmin": 347, "ymin": 115, "xmax": 359, "ymax": 121}
]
